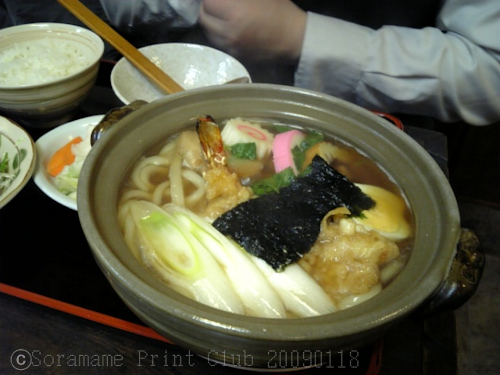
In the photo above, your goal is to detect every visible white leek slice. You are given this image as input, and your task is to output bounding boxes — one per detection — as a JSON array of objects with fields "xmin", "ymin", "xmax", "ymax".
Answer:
[
  {"xmin": 163, "ymin": 203, "xmax": 287, "ymax": 318},
  {"xmin": 129, "ymin": 200, "xmax": 244, "ymax": 314},
  {"xmin": 251, "ymin": 257, "xmax": 337, "ymax": 317}
]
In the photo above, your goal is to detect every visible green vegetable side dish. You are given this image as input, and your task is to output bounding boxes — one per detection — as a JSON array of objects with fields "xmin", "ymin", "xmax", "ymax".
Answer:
[{"xmin": 0, "ymin": 133, "xmax": 27, "ymax": 197}]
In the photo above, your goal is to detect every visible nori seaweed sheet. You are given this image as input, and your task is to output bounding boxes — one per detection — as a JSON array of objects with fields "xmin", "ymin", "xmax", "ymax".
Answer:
[{"xmin": 213, "ymin": 156, "xmax": 375, "ymax": 271}]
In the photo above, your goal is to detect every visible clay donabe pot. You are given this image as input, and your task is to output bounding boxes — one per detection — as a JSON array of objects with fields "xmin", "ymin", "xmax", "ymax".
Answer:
[{"xmin": 78, "ymin": 84, "xmax": 483, "ymax": 370}]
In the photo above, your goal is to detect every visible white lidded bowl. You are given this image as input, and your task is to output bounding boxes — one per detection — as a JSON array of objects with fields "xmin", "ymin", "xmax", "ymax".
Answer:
[
  {"xmin": 0, "ymin": 23, "xmax": 104, "ymax": 128},
  {"xmin": 111, "ymin": 43, "xmax": 251, "ymax": 104}
]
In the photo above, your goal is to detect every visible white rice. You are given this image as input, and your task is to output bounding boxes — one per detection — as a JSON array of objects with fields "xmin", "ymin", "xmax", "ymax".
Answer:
[{"xmin": 0, "ymin": 38, "xmax": 93, "ymax": 86}]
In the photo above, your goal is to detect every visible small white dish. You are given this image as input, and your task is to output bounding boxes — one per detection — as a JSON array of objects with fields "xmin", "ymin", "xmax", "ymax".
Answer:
[
  {"xmin": 33, "ymin": 114, "xmax": 103, "ymax": 210},
  {"xmin": 0, "ymin": 116, "xmax": 36, "ymax": 208},
  {"xmin": 111, "ymin": 43, "xmax": 251, "ymax": 104}
]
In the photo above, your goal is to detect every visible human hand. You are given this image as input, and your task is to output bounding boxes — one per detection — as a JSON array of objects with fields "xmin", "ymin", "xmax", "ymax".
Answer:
[{"xmin": 199, "ymin": 0, "xmax": 307, "ymax": 62}]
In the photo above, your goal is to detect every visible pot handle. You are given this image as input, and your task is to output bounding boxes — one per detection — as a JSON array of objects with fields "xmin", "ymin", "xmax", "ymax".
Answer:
[
  {"xmin": 414, "ymin": 228, "xmax": 485, "ymax": 319},
  {"xmin": 91, "ymin": 100, "xmax": 148, "ymax": 145}
]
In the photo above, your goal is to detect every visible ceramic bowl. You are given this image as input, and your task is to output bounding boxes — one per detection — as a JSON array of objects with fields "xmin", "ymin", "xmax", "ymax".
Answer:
[
  {"xmin": 34, "ymin": 115, "xmax": 103, "ymax": 211},
  {"xmin": 111, "ymin": 43, "xmax": 251, "ymax": 104},
  {"xmin": 0, "ymin": 116, "xmax": 35, "ymax": 208},
  {"xmin": 78, "ymin": 84, "xmax": 462, "ymax": 369},
  {"xmin": 0, "ymin": 23, "xmax": 104, "ymax": 128}
]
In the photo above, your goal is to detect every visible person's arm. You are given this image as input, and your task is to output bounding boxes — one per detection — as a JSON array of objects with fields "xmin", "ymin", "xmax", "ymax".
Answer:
[
  {"xmin": 98, "ymin": 0, "xmax": 200, "ymax": 33},
  {"xmin": 199, "ymin": 0, "xmax": 306, "ymax": 61},
  {"xmin": 295, "ymin": 0, "xmax": 500, "ymax": 125}
]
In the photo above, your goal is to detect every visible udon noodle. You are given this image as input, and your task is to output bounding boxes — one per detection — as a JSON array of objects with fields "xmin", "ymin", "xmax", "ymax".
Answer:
[{"xmin": 118, "ymin": 117, "xmax": 414, "ymax": 318}]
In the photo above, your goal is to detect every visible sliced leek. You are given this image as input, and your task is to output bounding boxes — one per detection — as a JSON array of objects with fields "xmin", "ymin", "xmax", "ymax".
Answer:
[
  {"xmin": 129, "ymin": 200, "xmax": 244, "ymax": 314},
  {"xmin": 163, "ymin": 203, "xmax": 287, "ymax": 318}
]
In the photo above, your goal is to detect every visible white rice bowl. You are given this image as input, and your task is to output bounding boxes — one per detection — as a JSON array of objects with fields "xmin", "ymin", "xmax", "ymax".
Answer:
[
  {"xmin": 0, "ymin": 23, "xmax": 104, "ymax": 127},
  {"xmin": 0, "ymin": 38, "xmax": 95, "ymax": 87}
]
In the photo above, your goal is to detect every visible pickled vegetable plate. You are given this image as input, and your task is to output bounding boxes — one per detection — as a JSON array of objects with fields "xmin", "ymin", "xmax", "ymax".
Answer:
[{"xmin": 34, "ymin": 115, "xmax": 103, "ymax": 210}]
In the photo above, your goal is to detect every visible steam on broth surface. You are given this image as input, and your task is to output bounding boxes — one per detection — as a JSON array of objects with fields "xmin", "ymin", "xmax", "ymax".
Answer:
[{"xmin": 117, "ymin": 117, "xmax": 414, "ymax": 318}]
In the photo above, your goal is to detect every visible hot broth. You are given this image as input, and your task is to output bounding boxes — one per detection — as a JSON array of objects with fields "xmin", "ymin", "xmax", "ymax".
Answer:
[{"xmin": 117, "ymin": 117, "xmax": 414, "ymax": 318}]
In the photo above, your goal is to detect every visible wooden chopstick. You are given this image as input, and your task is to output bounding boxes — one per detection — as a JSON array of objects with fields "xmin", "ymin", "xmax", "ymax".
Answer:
[
  {"xmin": 0, "ymin": 283, "xmax": 172, "ymax": 343},
  {"xmin": 57, "ymin": 0, "xmax": 184, "ymax": 94}
]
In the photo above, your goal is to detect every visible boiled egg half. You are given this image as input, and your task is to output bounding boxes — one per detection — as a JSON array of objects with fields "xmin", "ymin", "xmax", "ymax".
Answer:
[{"xmin": 353, "ymin": 184, "xmax": 412, "ymax": 241}]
